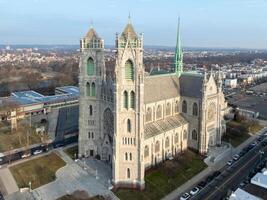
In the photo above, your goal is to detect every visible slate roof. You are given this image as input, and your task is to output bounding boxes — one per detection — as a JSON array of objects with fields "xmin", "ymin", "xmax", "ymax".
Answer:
[
  {"xmin": 144, "ymin": 74, "xmax": 180, "ymax": 104},
  {"xmin": 179, "ymin": 73, "xmax": 204, "ymax": 98},
  {"xmin": 144, "ymin": 114, "xmax": 188, "ymax": 140}
]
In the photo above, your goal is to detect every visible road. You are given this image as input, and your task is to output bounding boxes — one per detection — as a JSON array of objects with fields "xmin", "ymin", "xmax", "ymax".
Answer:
[{"xmin": 191, "ymin": 139, "xmax": 267, "ymax": 200}]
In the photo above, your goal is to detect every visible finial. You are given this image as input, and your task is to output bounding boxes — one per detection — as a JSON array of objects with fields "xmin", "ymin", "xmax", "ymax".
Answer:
[
  {"xmin": 90, "ymin": 20, "xmax": 94, "ymax": 29},
  {"xmin": 128, "ymin": 12, "xmax": 131, "ymax": 24}
]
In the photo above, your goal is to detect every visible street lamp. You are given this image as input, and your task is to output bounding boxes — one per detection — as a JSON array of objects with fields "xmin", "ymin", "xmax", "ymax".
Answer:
[{"xmin": 29, "ymin": 181, "xmax": 32, "ymax": 192}]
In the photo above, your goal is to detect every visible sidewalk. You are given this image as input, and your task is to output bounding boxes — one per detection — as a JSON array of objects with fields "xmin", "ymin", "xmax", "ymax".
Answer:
[{"xmin": 162, "ymin": 127, "xmax": 267, "ymax": 200}]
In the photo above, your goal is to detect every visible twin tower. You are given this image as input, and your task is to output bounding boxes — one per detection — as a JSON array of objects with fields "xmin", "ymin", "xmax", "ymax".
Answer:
[{"xmin": 79, "ymin": 19, "xmax": 147, "ymax": 189}]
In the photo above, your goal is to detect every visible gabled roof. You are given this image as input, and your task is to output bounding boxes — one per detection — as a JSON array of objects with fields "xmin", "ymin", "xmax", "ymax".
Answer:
[
  {"xmin": 179, "ymin": 73, "xmax": 204, "ymax": 98},
  {"xmin": 144, "ymin": 74, "xmax": 180, "ymax": 104},
  {"xmin": 121, "ymin": 23, "xmax": 138, "ymax": 39},
  {"xmin": 85, "ymin": 27, "xmax": 100, "ymax": 40}
]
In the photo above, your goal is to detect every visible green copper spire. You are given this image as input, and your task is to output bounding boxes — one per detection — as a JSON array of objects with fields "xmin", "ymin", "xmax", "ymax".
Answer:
[{"xmin": 175, "ymin": 17, "xmax": 183, "ymax": 77}]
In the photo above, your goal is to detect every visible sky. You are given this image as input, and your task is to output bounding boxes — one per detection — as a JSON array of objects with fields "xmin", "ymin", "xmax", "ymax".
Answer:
[{"xmin": 0, "ymin": 0, "xmax": 267, "ymax": 49}]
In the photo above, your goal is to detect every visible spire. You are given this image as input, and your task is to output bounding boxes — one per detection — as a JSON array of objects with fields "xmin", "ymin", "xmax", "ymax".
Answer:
[{"xmin": 175, "ymin": 17, "xmax": 183, "ymax": 77}]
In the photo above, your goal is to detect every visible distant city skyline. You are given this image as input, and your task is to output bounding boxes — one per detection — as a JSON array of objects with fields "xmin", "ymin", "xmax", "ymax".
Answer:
[{"xmin": 1, "ymin": 0, "xmax": 267, "ymax": 49}]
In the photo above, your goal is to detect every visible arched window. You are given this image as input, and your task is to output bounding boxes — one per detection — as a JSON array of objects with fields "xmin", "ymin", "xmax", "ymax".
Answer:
[
  {"xmin": 87, "ymin": 57, "xmax": 94, "ymax": 76},
  {"xmin": 182, "ymin": 100, "xmax": 187, "ymax": 113},
  {"xmin": 175, "ymin": 133, "xmax": 179, "ymax": 143},
  {"xmin": 130, "ymin": 91, "xmax": 135, "ymax": 109},
  {"xmin": 144, "ymin": 145, "xmax": 149, "ymax": 157},
  {"xmin": 193, "ymin": 103, "xmax": 198, "ymax": 116},
  {"xmin": 183, "ymin": 130, "xmax": 187, "ymax": 140},
  {"xmin": 155, "ymin": 141, "xmax": 160, "ymax": 153},
  {"xmin": 166, "ymin": 103, "xmax": 171, "ymax": 116},
  {"xmin": 175, "ymin": 101, "xmax": 179, "ymax": 113},
  {"xmin": 125, "ymin": 153, "xmax": 128, "ymax": 161},
  {"xmin": 165, "ymin": 137, "xmax": 170, "ymax": 148},
  {"xmin": 192, "ymin": 130, "xmax": 198, "ymax": 140},
  {"xmin": 91, "ymin": 82, "xmax": 96, "ymax": 96},
  {"xmin": 89, "ymin": 105, "xmax": 93, "ymax": 116},
  {"xmin": 156, "ymin": 105, "xmax": 162, "ymax": 119},
  {"xmin": 86, "ymin": 82, "xmax": 90, "ymax": 96},
  {"xmin": 146, "ymin": 107, "xmax": 152, "ymax": 122},
  {"xmin": 127, "ymin": 168, "xmax": 131, "ymax": 179},
  {"xmin": 129, "ymin": 153, "xmax": 132, "ymax": 160},
  {"xmin": 127, "ymin": 119, "xmax": 131, "ymax": 133},
  {"xmin": 125, "ymin": 60, "xmax": 134, "ymax": 80},
  {"xmin": 123, "ymin": 91, "xmax": 128, "ymax": 109}
]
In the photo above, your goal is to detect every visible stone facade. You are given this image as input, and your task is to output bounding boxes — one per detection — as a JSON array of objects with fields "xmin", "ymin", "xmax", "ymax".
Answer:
[{"xmin": 78, "ymin": 22, "xmax": 227, "ymax": 190}]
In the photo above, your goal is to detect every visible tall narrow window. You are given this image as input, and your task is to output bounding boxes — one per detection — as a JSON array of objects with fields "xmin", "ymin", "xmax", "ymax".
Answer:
[
  {"xmin": 144, "ymin": 145, "xmax": 149, "ymax": 157},
  {"xmin": 156, "ymin": 105, "xmax": 162, "ymax": 119},
  {"xmin": 182, "ymin": 100, "xmax": 187, "ymax": 113},
  {"xmin": 193, "ymin": 103, "xmax": 198, "ymax": 116},
  {"xmin": 155, "ymin": 141, "xmax": 160, "ymax": 153},
  {"xmin": 129, "ymin": 153, "xmax": 132, "ymax": 160},
  {"xmin": 175, "ymin": 133, "xmax": 179, "ymax": 143},
  {"xmin": 165, "ymin": 137, "xmax": 170, "ymax": 148},
  {"xmin": 127, "ymin": 168, "xmax": 131, "ymax": 178},
  {"xmin": 127, "ymin": 119, "xmax": 131, "ymax": 133},
  {"xmin": 146, "ymin": 107, "xmax": 152, "ymax": 122},
  {"xmin": 87, "ymin": 57, "xmax": 94, "ymax": 76},
  {"xmin": 125, "ymin": 60, "xmax": 134, "ymax": 80},
  {"xmin": 125, "ymin": 153, "xmax": 128, "ymax": 161},
  {"xmin": 91, "ymin": 82, "xmax": 96, "ymax": 96},
  {"xmin": 183, "ymin": 130, "xmax": 187, "ymax": 140},
  {"xmin": 86, "ymin": 82, "xmax": 90, "ymax": 96},
  {"xmin": 89, "ymin": 105, "xmax": 93, "ymax": 116},
  {"xmin": 130, "ymin": 91, "xmax": 135, "ymax": 109},
  {"xmin": 123, "ymin": 91, "xmax": 128, "ymax": 109},
  {"xmin": 192, "ymin": 130, "xmax": 198, "ymax": 140},
  {"xmin": 166, "ymin": 103, "xmax": 171, "ymax": 116}
]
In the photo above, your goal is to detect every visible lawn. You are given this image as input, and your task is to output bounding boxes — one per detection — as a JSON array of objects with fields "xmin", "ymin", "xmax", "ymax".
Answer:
[
  {"xmin": 10, "ymin": 152, "xmax": 66, "ymax": 189},
  {"xmin": 0, "ymin": 129, "xmax": 42, "ymax": 152},
  {"xmin": 115, "ymin": 150, "xmax": 207, "ymax": 200},
  {"xmin": 222, "ymin": 132, "xmax": 250, "ymax": 147},
  {"xmin": 64, "ymin": 145, "xmax": 78, "ymax": 160}
]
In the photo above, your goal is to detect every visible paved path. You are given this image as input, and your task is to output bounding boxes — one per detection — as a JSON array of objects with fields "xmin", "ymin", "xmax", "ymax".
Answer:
[
  {"xmin": 0, "ymin": 168, "xmax": 18, "ymax": 196},
  {"xmin": 5, "ymin": 149, "xmax": 119, "ymax": 200},
  {"xmin": 162, "ymin": 127, "xmax": 267, "ymax": 200}
]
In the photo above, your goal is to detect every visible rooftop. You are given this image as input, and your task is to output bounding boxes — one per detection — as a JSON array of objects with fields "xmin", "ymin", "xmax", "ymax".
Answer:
[{"xmin": 10, "ymin": 86, "xmax": 79, "ymax": 106}]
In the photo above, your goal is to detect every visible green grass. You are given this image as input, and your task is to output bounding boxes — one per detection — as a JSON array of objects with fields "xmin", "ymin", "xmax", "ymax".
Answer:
[
  {"xmin": 115, "ymin": 151, "xmax": 207, "ymax": 200},
  {"xmin": 10, "ymin": 152, "xmax": 66, "ymax": 189},
  {"xmin": 0, "ymin": 130, "xmax": 42, "ymax": 152},
  {"xmin": 222, "ymin": 132, "xmax": 250, "ymax": 147},
  {"xmin": 222, "ymin": 121, "xmax": 254, "ymax": 147},
  {"xmin": 64, "ymin": 145, "xmax": 78, "ymax": 160}
]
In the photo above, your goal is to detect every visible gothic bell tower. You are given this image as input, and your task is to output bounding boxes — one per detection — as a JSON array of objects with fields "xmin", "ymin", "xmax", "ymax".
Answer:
[
  {"xmin": 112, "ymin": 17, "xmax": 145, "ymax": 189},
  {"xmin": 78, "ymin": 26, "xmax": 105, "ymax": 157}
]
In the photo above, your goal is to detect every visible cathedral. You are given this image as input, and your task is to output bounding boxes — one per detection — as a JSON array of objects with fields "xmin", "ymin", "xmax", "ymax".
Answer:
[{"xmin": 78, "ymin": 18, "xmax": 227, "ymax": 190}]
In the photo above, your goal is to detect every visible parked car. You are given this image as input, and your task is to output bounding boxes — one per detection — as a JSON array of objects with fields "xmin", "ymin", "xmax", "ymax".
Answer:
[
  {"xmin": 233, "ymin": 154, "xmax": 240, "ymax": 161},
  {"xmin": 227, "ymin": 160, "xmax": 234, "ymax": 166},
  {"xmin": 21, "ymin": 153, "xmax": 31, "ymax": 159},
  {"xmin": 261, "ymin": 141, "xmax": 267, "ymax": 146},
  {"xmin": 180, "ymin": 192, "xmax": 190, "ymax": 200},
  {"xmin": 213, "ymin": 171, "xmax": 221, "ymax": 177},
  {"xmin": 190, "ymin": 187, "xmax": 200, "ymax": 195},
  {"xmin": 206, "ymin": 175, "xmax": 214, "ymax": 183},
  {"xmin": 239, "ymin": 150, "xmax": 246, "ymax": 157},
  {"xmin": 33, "ymin": 149, "xmax": 43, "ymax": 155},
  {"xmin": 197, "ymin": 181, "xmax": 207, "ymax": 188}
]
